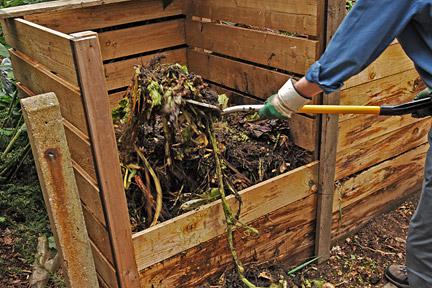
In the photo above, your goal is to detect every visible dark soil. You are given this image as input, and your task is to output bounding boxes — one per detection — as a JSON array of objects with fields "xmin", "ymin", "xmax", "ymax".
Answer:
[{"xmin": 203, "ymin": 192, "xmax": 419, "ymax": 288}]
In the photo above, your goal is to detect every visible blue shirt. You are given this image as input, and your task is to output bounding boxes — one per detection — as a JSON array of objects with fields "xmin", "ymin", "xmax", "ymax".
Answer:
[{"xmin": 306, "ymin": 0, "xmax": 432, "ymax": 93}]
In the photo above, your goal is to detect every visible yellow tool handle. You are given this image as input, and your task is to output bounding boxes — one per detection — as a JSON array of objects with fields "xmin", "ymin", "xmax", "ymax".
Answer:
[{"xmin": 299, "ymin": 105, "xmax": 381, "ymax": 115}]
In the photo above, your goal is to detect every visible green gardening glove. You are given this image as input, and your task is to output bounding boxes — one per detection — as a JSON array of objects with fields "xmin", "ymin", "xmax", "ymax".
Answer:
[
  {"xmin": 259, "ymin": 94, "xmax": 287, "ymax": 119},
  {"xmin": 412, "ymin": 88, "xmax": 432, "ymax": 118}
]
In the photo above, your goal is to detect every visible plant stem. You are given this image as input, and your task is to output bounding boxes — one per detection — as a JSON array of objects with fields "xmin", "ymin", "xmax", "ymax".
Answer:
[{"xmin": 2, "ymin": 122, "xmax": 25, "ymax": 157}]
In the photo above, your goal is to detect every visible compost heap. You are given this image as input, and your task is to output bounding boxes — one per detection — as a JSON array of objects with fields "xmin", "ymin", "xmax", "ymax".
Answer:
[{"xmin": 113, "ymin": 60, "xmax": 310, "ymax": 286}]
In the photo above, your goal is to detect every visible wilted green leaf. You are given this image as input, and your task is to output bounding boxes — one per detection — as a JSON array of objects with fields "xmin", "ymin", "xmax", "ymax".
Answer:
[
  {"xmin": 218, "ymin": 94, "xmax": 229, "ymax": 109},
  {"xmin": 0, "ymin": 43, "xmax": 9, "ymax": 58},
  {"xmin": 148, "ymin": 81, "xmax": 162, "ymax": 108}
]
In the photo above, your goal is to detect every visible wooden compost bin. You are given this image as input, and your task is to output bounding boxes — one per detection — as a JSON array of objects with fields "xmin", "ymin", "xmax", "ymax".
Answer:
[{"xmin": 0, "ymin": 0, "xmax": 427, "ymax": 287}]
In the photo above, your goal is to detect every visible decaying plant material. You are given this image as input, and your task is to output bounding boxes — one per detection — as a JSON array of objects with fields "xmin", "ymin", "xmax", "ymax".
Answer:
[{"xmin": 113, "ymin": 59, "xmax": 310, "ymax": 287}]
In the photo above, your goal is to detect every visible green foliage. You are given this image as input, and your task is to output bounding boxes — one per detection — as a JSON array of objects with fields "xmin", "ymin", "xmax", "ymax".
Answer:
[{"xmin": 346, "ymin": 0, "xmax": 356, "ymax": 11}]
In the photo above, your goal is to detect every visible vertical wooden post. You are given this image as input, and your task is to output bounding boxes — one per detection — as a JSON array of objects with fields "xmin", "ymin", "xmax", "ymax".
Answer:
[
  {"xmin": 21, "ymin": 92, "xmax": 99, "ymax": 288},
  {"xmin": 71, "ymin": 31, "xmax": 140, "ymax": 288},
  {"xmin": 315, "ymin": 0, "xmax": 346, "ymax": 262}
]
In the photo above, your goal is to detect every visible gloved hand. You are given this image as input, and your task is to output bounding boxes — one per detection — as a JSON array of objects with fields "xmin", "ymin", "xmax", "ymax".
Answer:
[
  {"xmin": 412, "ymin": 87, "xmax": 432, "ymax": 118},
  {"xmin": 259, "ymin": 79, "xmax": 311, "ymax": 119}
]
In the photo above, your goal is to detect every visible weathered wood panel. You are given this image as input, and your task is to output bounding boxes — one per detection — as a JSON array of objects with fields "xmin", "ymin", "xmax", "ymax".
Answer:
[
  {"xmin": 186, "ymin": 20, "xmax": 319, "ymax": 75},
  {"xmin": 99, "ymin": 19, "xmax": 186, "ymax": 61},
  {"xmin": 188, "ymin": 49, "xmax": 290, "ymax": 99},
  {"xmin": 188, "ymin": 0, "xmax": 320, "ymax": 36},
  {"xmin": 332, "ymin": 144, "xmax": 427, "ymax": 239},
  {"xmin": 105, "ymin": 48, "xmax": 186, "ymax": 91},
  {"xmin": 343, "ymin": 43, "xmax": 414, "ymax": 90},
  {"xmin": 2, "ymin": 18, "xmax": 78, "ymax": 85},
  {"xmin": 10, "ymin": 49, "xmax": 88, "ymax": 135},
  {"xmin": 139, "ymin": 194, "xmax": 317, "ymax": 287},
  {"xmin": 336, "ymin": 120, "xmax": 430, "ymax": 180},
  {"xmin": 91, "ymin": 242, "xmax": 118, "ymax": 288},
  {"xmin": 133, "ymin": 162, "xmax": 318, "ymax": 271},
  {"xmin": 25, "ymin": 0, "xmax": 185, "ymax": 33}
]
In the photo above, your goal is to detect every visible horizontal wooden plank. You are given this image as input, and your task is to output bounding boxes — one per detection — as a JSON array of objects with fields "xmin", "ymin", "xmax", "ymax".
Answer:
[
  {"xmin": 64, "ymin": 123, "xmax": 97, "ymax": 181},
  {"xmin": 90, "ymin": 241, "xmax": 118, "ymax": 288},
  {"xmin": 332, "ymin": 144, "xmax": 427, "ymax": 239},
  {"xmin": 139, "ymin": 194, "xmax": 317, "ymax": 286},
  {"xmin": 105, "ymin": 48, "xmax": 187, "ymax": 91},
  {"xmin": 186, "ymin": 20, "xmax": 319, "ymax": 75},
  {"xmin": 0, "ymin": 0, "xmax": 147, "ymax": 19},
  {"xmin": 72, "ymin": 161, "xmax": 106, "ymax": 225},
  {"xmin": 99, "ymin": 19, "xmax": 186, "ymax": 61},
  {"xmin": 336, "ymin": 120, "xmax": 430, "ymax": 180},
  {"xmin": 25, "ymin": 0, "xmax": 185, "ymax": 33},
  {"xmin": 337, "ymin": 113, "xmax": 424, "ymax": 152},
  {"xmin": 343, "ymin": 43, "xmax": 414, "ymax": 90},
  {"xmin": 210, "ymin": 84, "xmax": 317, "ymax": 152},
  {"xmin": 133, "ymin": 161, "xmax": 318, "ymax": 271},
  {"xmin": 109, "ymin": 90, "xmax": 127, "ymax": 110},
  {"xmin": 339, "ymin": 69, "xmax": 424, "ymax": 122},
  {"xmin": 188, "ymin": 49, "xmax": 290, "ymax": 99},
  {"xmin": 10, "ymin": 49, "xmax": 88, "ymax": 135},
  {"xmin": 83, "ymin": 205, "xmax": 114, "ymax": 265},
  {"xmin": 188, "ymin": 0, "xmax": 320, "ymax": 36},
  {"xmin": 2, "ymin": 18, "xmax": 78, "ymax": 85}
]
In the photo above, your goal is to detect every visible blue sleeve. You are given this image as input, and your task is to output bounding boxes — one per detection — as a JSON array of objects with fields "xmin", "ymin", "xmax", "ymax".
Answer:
[{"xmin": 306, "ymin": 0, "xmax": 418, "ymax": 94}]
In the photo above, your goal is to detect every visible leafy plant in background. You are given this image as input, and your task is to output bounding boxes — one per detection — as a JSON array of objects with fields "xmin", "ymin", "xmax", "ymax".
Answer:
[{"xmin": 346, "ymin": 0, "xmax": 356, "ymax": 11}]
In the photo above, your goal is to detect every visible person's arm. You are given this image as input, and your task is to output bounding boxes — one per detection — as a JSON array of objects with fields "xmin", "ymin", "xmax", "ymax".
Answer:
[{"xmin": 261, "ymin": 0, "xmax": 418, "ymax": 119}]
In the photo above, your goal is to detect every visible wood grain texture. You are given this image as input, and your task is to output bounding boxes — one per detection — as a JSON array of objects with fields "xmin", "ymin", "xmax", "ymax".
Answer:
[
  {"xmin": 25, "ymin": 0, "xmax": 185, "ymax": 33},
  {"xmin": 333, "ymin": 143, "xmax": 428, "ymax": 215},
  {"xmin": 335, "ymin": 120, "xmax": 430, "ymax": 180},
  {"xmin": 0, "ymin": 0, "xmax": 146, "ymax": 19},
  {"xmin": 99, "ymin": 19, "xmax": 186, "ymax": 61},
  {"xmin": 209, "ymin": 84, "xmax": 317, "ymax": 152},
  {"xmin": 315, "ymin": 0, "xmax": 345, "ymax": 263},
  {"xmin": 2, "ymin": 18, "xmax": 78, "ymax": 85},
  {"xmin": 139, "ymin": 194, "xmax": 317, "ymax": 287},
  {"xmin": 90, "ymin": 242, "xmax": 118, "ymax": 288},
  {"xmin": 188, "ymin": 49, "xmax": 291, "ymax": 99},
  {"xmin": 343, "ymin": 43, "xmax": 414, "ymax": 90},
  {"xmin": 105, "ymin": 48, "xmax": 186, "ymax": 91},
  {"xmin": 10, "ymin": 49, "xmax": 88, "ymax": 135},
  {"xmin": 72, "ymin": 32, "xmax": 140, "ymax": 288},
  {"xmin": 186, "ymin": 20, "xmax": 319, "ymax": 75},
  {"xmin": 339, "ymin": 69, "xmax": 424, "ymax": 122},
  {"xmin": 332, "ymin": 144, "xmax": 427, "ymax": 239},
  {"xmin": 21, "ymin": 93, "xmax": 98, "ymax": 288},
  {"xmin": 188, "ymin": 0, "xmax": 320, "ymax": 36},
  {"xmin": 133, "ymin": 162, "xmax": 318, "ymax": 271}
]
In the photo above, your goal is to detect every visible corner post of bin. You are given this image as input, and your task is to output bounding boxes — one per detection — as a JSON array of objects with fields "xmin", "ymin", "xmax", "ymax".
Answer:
[
  {"xmin": 315, "ymin": 0, "xmax": 346, "ymax": 263},
  {"xmin": 21, "ymin": 92, "xmax": 99, "ymax": 288},
  {"xmin": 70, "ymin": 31, "xmax": 140, "ymax": 288}
]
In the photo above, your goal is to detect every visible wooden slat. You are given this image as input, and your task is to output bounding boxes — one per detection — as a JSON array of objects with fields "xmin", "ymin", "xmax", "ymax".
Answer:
[
  {"xmin": 10, "ymin": 49, "xmax": 88, "ymax": 135},
  {"xmin": 335, "ymin": 120, "xmax": 430, "ymax": 180},
  {"xmin": 343, "ymin": 43, "xmax": 414, "ymax": 90},
  {"xmin": 72, "ymin": 32, "xmax": 140, "ymax": 287},
  {"xmin": 99, "ymin": 19, "xmax": 186, "ymax": 61},
  {"xmin": 334, "ymin": 143, "xmax": 428, "ymax": 214},
  {"xmin": 0, "ymin": 0, "xmax": 149, "ymax": 19},
  {"xmin": 339, "ymin": 69, "xmax": 424, "ymax": 122},
  {"xmin": 133, "ymin": 161, "xmax": 318, "ymax": 271},
  {"xmin": 90, "ymin": 242, "xmax": 118, "ymax": 288},
  {"xmin": 188, "ymin": 0, "xmax": 320, "ymax": 36},
  {"xmin": 332, "ymin": 144, "xmax": 427, "ymax": 239},
  {"xmin": 2, "ymin": 18, "xmax": 78, "ymax": 85},
  {"xmin": 188, "ymin": 49, "xmax": 291, "ymax": 99},
  {"xmin": 314, "ymin": 0, "xmax": 345, "ymax": 263},
  {"xmin": 73, "ymin": 162, "xmax": 106, "ymax": 225},
  {"xmin": 139, "ymin": 194, "xmax": 317, "ymax": 286},
  {"xmin": 105, "ymin": 48, "xmax": 187, "ymax": 91},
  {"xmin": 64, "ymin": 124, "xmax": 97, "ymax": 181},
  {"xmin": 186, "ymin": 20, "xmax": 319, "ymax": 75},
  {"xmin": 210, "ymin": 84, "xmax": 317, "ymax": 152},
  {"xmin": 337, "ymin": 114, "xmax": 424, "ymax": 152},
  {"xmin": 25, "ymin": 0, "xmax": 185, "ymax": 33},
  {"xmin": 82, "ymin": 206, "xmax": 114, "ymax": 265}
]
